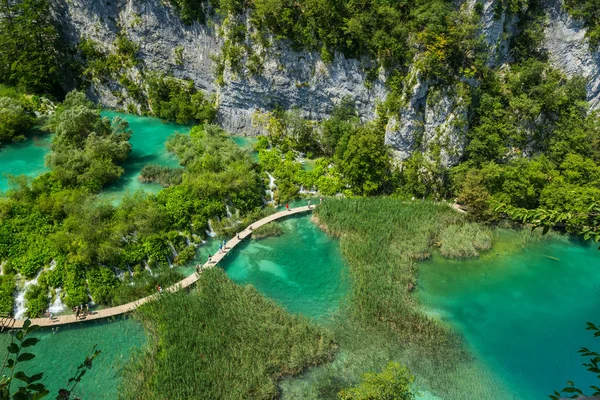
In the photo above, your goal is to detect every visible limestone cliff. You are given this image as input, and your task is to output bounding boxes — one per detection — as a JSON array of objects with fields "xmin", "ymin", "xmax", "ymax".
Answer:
[{"xmin": 53, "ymin": 0, "xmax": 600, "ymax": 167}]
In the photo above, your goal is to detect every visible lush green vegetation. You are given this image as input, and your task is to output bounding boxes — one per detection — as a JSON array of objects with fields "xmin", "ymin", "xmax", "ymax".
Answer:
[
  {"xmin": 251, "ymin": 221, "xmax": 284, "ymax": 240},
  {"xmin": 0, "ymin": 92, "xmax": 265, "ymax": 316},
  {"xmin": 565, "ymin": 0, "xmax": 600, "ymax": 48},
  {"xmin": 338, "ymin": 362, "xmax": 415, "ymax": 400},
  {"xmin": 44, "ymin": 91, "xmax": 132, "ymax": 192},
  {"xmin": 121, "ymin": 268, "xmax": 335, "ymax": 399},
  {"xmin": 0, "ymin": 0, "xmax": 67, "ymax": 96},
  {"xmin": 147, "ymin": 74, "xmax": 217, "ymax": 124}
]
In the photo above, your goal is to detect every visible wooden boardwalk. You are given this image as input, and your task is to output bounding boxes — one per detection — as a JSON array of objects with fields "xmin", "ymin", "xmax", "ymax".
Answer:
[{"xmin": 1, "ymin": 206, "xmax": 313, "ymax": 329}]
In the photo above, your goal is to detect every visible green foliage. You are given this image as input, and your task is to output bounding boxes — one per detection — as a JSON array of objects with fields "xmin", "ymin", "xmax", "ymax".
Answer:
[
  {"xmin": 0, "ymin": 276, "xmax": 16, "ymax": 315},
  {"xmin": 45, "ymin": 90, "xmax": 132, "ymax": 191},
  {"xmin": 120, "ymin": 268, "xmax": 336, "ymax": 399},
  {"xmin": 335, "ymin": 124, "xmax": 391, "ymax": 196},
  {"xmin": 338, "ymin": 362, "xmax": 415, "ymax": 400},
  {"xmin": 550, "ymin": 322, "xmax": 600, "ymax": 399},
  {"xmin": 252, "ymin": 221, "xmax": 284, "ymax": 240},
  {"xmin": 147, "ymin": 74, "xmax": 217, "ymax": 124},
  {"xmin": 0, "ymin": 0, "xmax": 66, "ymax": 95},
  {"xmin": 23, "ymin": 284, "xmax": 48, "ymax": 318},
  {"xmin": 565, "ymin": 0, "xmax": 600, "ymax": 48},
  {"xmin": 0, "ymin": 97, "xmax": 35, "ymax": 143},
  {"xmin": 168, "ymin": 0, "xmax": 207, "ymax": 24}
]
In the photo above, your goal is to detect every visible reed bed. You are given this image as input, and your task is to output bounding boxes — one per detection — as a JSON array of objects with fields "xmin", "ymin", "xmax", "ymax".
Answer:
[
  {"xmin": 120, "ymin": 268, "xmax": 335, "ymax": 400},
  {"xmin": 252, "ymin": 222, "xmax": 284, "ymax": 240},
  {"xmin": 310, "ymin": 198, "xmax": 507, "ymax": 398},
  {"xmin": 439, "ymin": 223, "xmax": 492, "ymax": 259}
]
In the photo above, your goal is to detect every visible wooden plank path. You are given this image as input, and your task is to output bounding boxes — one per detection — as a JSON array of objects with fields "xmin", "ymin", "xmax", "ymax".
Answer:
[{"xmin": 1, "ymin": 206, "xmax": 313, "ymax": 330}]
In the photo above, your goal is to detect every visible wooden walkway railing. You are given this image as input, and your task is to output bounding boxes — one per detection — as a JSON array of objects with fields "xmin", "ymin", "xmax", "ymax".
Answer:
[{"xmin": 1, "ymin": 206, "xmax": 313, "ymax": 329}]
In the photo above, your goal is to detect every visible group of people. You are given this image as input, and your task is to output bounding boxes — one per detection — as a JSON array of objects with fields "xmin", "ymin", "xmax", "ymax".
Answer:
[{"xmin": 72, "ymin": 304, "xmax": 90, "ymax": 320}]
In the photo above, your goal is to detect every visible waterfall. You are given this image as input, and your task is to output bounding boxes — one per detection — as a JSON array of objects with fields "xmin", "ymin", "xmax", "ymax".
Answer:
[
  {"xmin": 48, "ymin": 288, "xmax": 66, "ymax": 314},
  {"xmin": 168, "ymin": 243, "xmax": 178, "ymax": 259},
  {"xmin": 226, "ymin": 204, "xmax": 233, "ymax": 219},
  {"xmin": 265, "ymin": 172, "xmax": 276, "ymax": 204},
  {"xmin": 13, "ymin": 270, "xmax": 43, "ymax": 319},
  {"xmin": 144, "ymin": 261, "xmax": 154, "ymax": 276},
  {"xmin": 205, "ymin": 219, "xmax": 217, "ymax": 238}
]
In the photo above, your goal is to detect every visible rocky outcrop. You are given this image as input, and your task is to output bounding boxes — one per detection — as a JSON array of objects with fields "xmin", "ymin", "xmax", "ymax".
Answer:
[
  {"xmin": 384, "ymin": 73, "xmax": 469, "ymax": 168},
  {"xmin": 53, "ymin": 0, "xmax": 386, "ymax": 135},
  {"xmin": 544, "ymin": 0, "xmax": 600, "ymax": 109}
]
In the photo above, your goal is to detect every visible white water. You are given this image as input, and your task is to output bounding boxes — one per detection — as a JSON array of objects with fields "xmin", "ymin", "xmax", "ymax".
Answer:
[
  {"xmin": 265, "ymin": 172, "xmax": 276, "ymax": 204},
  {"xmin": 13, "ymin": 270, "xmax": 43, "ymax": 319},
  {"xmin": 48, "ymin": 288, "xmax": 66, "ymax": 314},
  {"xmin": 226, "ymin": 204, "xmax": 233, "ymax": 219},
  {"xmin": 206, "ymin": 219, "xmax": 217, "ymax": 238}
]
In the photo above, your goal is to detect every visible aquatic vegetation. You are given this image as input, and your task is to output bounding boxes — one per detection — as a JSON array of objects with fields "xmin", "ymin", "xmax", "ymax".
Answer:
[
  {"xmin": 120, "ymin": 268, "xmax": 335, "ymax": 400},
  {"xmin": 138, "ymin": 164, "xmax": 184, "ymax": 187},
  {"xmin": 338, "ymin": 362, "xmax": 415, "ymax": 400},
  {"xmin": 312, "ymin": 198, "xmax": 500, "ymax": 396},
  {"xmin": 252, "ymin": 221, "xmax": 284, "ymax": 240},
  {"xmin": 439, "ymin": 223, "xmax": 492, "ymax": 259}
]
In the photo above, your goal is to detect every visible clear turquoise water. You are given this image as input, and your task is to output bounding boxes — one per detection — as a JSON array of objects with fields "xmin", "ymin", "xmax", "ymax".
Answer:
[
  {"xmin": 220, "ymin": 215, "xmax": 349, "ymax": 320},
  {"xmin": 98, "ymin": 111, "xmax": 189, "ymax": 202},
  {"xmin": 0, "ymin": 317, "xmax": 146, "ymax": 399},
  {"xmin": 0, "ymin": 132, "xmax": 51, "ymax": 192},
  {"xmin": 418, "ymin": 234, "xmax": 600, "ymax": 399}
]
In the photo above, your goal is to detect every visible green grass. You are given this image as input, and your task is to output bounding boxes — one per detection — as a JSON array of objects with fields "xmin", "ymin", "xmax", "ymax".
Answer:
[
  {"xmin": 252, "ymin": 222, "xmax": 284, "ymax": 240},
  {"xmin": 120, "ymin": 268, "xmax": 335, "ymax": 400}
]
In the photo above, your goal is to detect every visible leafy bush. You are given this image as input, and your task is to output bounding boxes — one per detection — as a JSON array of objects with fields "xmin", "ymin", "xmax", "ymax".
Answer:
[
  {"xmin": 24, "ymin": 284, "xmax": 49, "ymax": 318},
  {"xmin": 0, "ymin": 276, "xmax": 16, "ymax": 315},
  {"xmin": 147, "ymin": 74, "xmax": 216, "ymax": 124},
  {"xmin": 0, "ymin": 97, "xmax": 35, "ymax": 143}
]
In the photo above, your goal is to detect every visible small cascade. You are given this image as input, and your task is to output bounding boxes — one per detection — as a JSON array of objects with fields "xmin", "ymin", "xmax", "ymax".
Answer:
[
  {"xmin": 14, "ymin": 270, "xmax": 43, "ymax": 319},
  {"xmin": 226, "ymin": 204, "xmax": 233, "ymax": 219},
  {"xmin": 205, "ymin": 220, "xmax": 217, "ymax": 238},
  {"xmin": 144, "ymin": 261, "xmax": 154, "ymax": 276},
  {"xmin": 265, "ymin": 172, "xmax": 276, "ymax": 204},
  {"xmin": 169, "ymin": 243, "xmax": 178, "ymax": 259},
  {"xmin": 48, "ymin": 259, "xmax": 57, "ymax": 270},
  {"xmin": 0, "ymin": 261, "xmax": 4, "ymax": 275},
  {"xmin": 48, "ymin": 288, "xmax": 66, "ymax": 314}
]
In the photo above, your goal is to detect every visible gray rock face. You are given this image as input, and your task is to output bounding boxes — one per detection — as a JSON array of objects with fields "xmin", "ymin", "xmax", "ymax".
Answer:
[
  {"xmin": 52, "ymin": 0, "xmax": 600, "ymax": 166},
  {"xmin": 384, "ymin": 73, "xmax": 469, "ymax": 168},
  {"xmin": 53, "ymin": 0, "xmax": 386, "ymax": 135},
  {"xmin": 544, "ymin": 0, "xmax": 600, "ymax": 109}
]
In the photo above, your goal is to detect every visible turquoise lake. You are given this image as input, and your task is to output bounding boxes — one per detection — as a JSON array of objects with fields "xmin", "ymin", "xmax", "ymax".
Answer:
[
  {"xmin": 419, "ymin": 234, "xmax": 600, "ymax": 399},
  {"xmin": 2, "ymin": 112, "xmax": 600, "ymax": 398}
]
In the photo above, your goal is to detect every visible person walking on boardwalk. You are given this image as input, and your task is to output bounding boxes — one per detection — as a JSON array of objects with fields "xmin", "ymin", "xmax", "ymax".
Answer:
[
  {"xmin": 223, "ymin": 239, "xmax": 226, "ymax": 250},
  {"xmin": 219, "ymin": 242, "xmax": 223, "ymax": 253},
  {"xmin": 286, "ymin": 203, "xmax": 289, "ymax": 211},
  {"xmin": 75, "ymin": 306, "xmax": 80, "ymax": 320},
  {"xmin": 208, "ymin": 253, "xmax": 212, "ymax": 263}
]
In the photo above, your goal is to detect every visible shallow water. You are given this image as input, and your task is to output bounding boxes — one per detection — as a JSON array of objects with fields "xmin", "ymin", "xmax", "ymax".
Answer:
[
  {"xmin": 418, "ymin": 232, "xmax": 600, "ymax": 398},
  {"xmin": 0, "ymin": 317, "xmax": 146, "ymax": 399},
  {"xmin": 220, "ymin": 215, "xmax": 348, "ymax": 320},
  {"xmin": 0, "ymin": 132, "xmax": 51, "ymax": 192},
  {"xmin": 98, "ymin": 111, "xmax": 189, "ymax": 203}
]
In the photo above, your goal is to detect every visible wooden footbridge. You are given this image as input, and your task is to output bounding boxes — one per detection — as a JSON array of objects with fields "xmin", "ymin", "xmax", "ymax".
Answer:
[{"xmin": 1, "ymin": 206, "xmax": 313, "ymax": 330}]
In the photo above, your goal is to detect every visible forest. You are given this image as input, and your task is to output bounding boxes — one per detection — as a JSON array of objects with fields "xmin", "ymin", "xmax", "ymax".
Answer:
[{"xmin": 1, "ymin": 0, "xmax": 600, "ymax": 398}]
